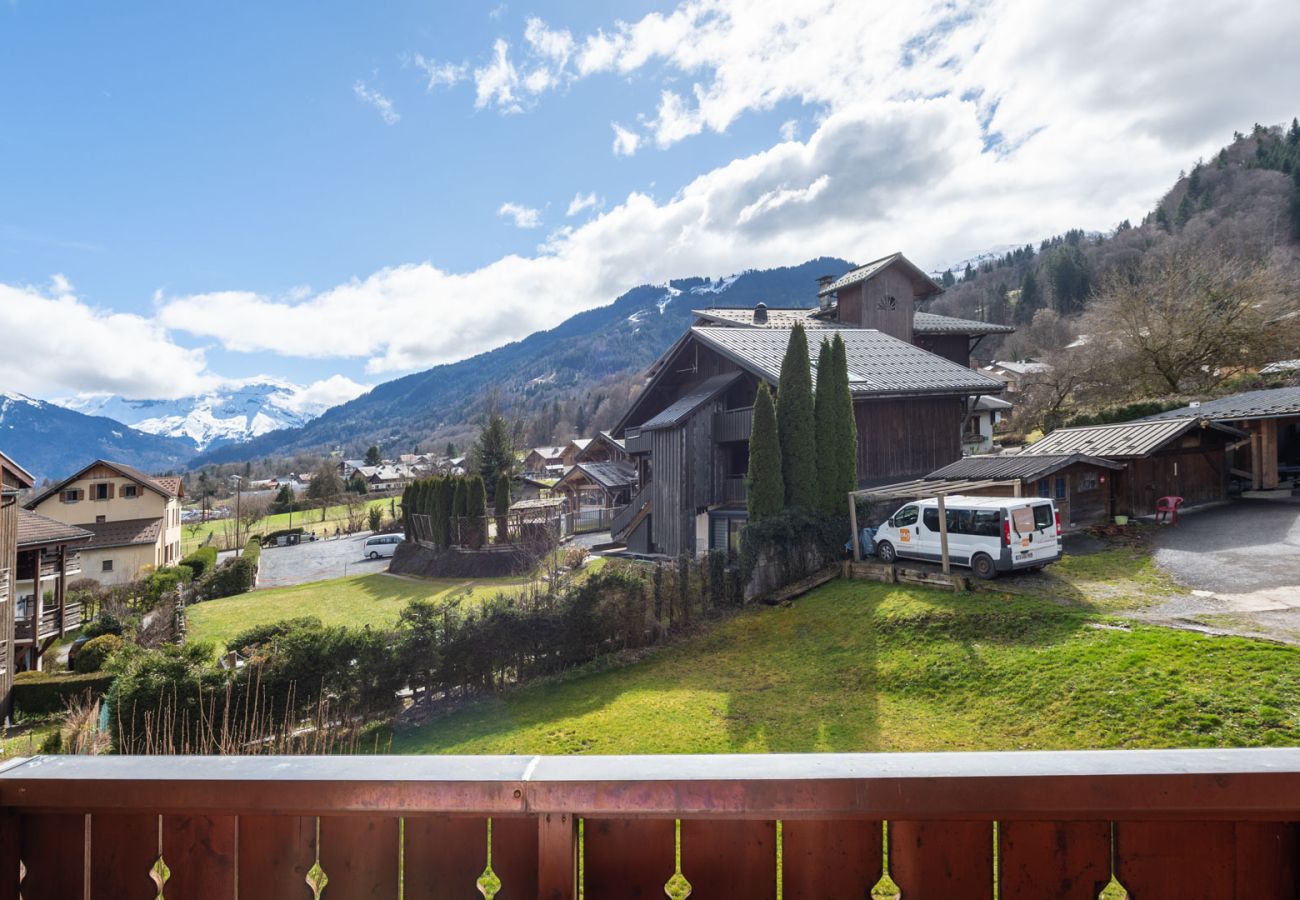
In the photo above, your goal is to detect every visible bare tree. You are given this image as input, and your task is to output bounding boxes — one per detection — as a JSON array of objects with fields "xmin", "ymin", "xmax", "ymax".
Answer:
[{"xmin": 237, "ymin": 497, "xmax": 272, "ymax": 544}]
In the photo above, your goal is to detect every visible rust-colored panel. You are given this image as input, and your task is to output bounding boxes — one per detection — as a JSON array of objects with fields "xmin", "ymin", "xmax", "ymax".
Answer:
[
  {"xmin": 583, "ymin": 818, "xmax": 675, "ymax": 899},
  {"xmin": 490, "ymin": 816, "xmax": 539, "ymax": 899},
  {"xmin": 320, "ymin": 816, "xmax": 399, "ymax": 899},
  {"xmin": 236, "ymin": 815, "xmax": 314, "ymax": 897},
  {"xmin": 1234, "ymin": 822, "xmax": 1300, "ymax": 897},
  {"xmin": 404, "ymin": 816, "xmax": 490, "ymax": 899},
  {"xmin": 781, "ymin": 819, "xmax": 882, "ymax": 900},
  {"xmin": 0, "ymin": 811, "xmax": 18, "ymax": 900},
  {"xmin": 889, "ymin": 820, "xmax": 993, "ymax": 899},
  {"xmin": 162, "ymin": 814, "xmax": 235, "ymax": 900},
  {"xmin": 17, "ymin": 813, "xmax": 84, "ymax": 900},
  {"xmin": 999, "ymin": 820, "xmax": 1110, "ymax": 900},
  {"xmin": 536, "ymin": 812, "xmax": 577, "ymax": 900},
  {"xmin": 1115, "ymin": 821, "xmax": 1234, "ymax": 899},
  {"xmin": 90, "ymin": 813, "xmax": 156, "ymax": 900},
  {"xmin": 680, "ymin": 819, "xmax": 776, "ymax": 900}
]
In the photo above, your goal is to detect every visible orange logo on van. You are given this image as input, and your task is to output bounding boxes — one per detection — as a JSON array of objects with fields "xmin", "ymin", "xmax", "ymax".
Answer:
[{"xmin": 899, "ymin": 528, "xmax": 910, "ymax": 542}]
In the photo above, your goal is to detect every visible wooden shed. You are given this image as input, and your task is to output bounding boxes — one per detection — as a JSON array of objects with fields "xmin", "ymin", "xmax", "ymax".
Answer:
[
  {"xmin": 924, "ymin": 453, "xmax": 1125, "ymax": 528},
  {"xmin": 1021, "ymin": 417, "xmax": 1247, "ymax": 517}
]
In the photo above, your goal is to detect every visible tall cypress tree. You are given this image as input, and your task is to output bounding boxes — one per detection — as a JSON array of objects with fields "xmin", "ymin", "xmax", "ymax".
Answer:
[
  {"xmin": 813, "ymin": 338, "xmax": 839, "ymax": 515},
  {"xmin": 776, "ymin": 322, "xmax": 817, "ymax": 509},
  {"xmin": 829, "ymin": 334, "xmax": 858, "ymax": 511},
  {"xmin": 452, "ymin": 478, "xmax": 468, "ymax": 545},
  {"xmin": 747, "ymin": 381, "xmax": 784, "ymax": 522},
  {"xmin": 495, "ymin": 474, "xmax": 512, "ymax": 544},
  {"xmin": 400, "ymin": 484, "xmax": 413, "ymax": 539},
  {"xmin": 466, "ymin": 476, "xmax": 488, "ymax": 549},
  {"xmin": 437, "ymin": 477, "xmax": 455, "ymax": 547}
]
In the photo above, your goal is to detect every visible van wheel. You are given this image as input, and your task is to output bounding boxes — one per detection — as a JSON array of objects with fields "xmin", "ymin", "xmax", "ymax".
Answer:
[
  {"xmin": 876, "ymin": 541, "xmax": 896, "ymax": 563},
  {"xmin": 971, "ymin": 553, "xmax": 997, "ymax": 580},
  {"xmin": 368, "ymin": 551, "xmax": 380, "ymax": 560}
]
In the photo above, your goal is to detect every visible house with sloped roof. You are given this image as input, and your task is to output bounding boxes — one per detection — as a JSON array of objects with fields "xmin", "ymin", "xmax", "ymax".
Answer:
[
  {"xmin": 26, "ymin": 459, "xmax": 185, "ymax": 585},
  {"xmin": 1139, "ymin": 387, "xmax": 1300, "ymax": 492},
  {"xmin": 523, "ymin": 446, "xmax": 566, "ymax": 477},
  {"xmin": 553, "ymin": 461, "xmax": 638, "ymax": 533},
  {"xmin": 13, "ymin": 509, "xmax": 92, "ymax": 672},
  {"xmin": 611, "ymin": 253, "xmax": 1010, "ymax": 557},
  {"xmin": 923, "ymin": 453, "xmax": 1125, "ymax": 528},
  {"xmin": 1, "ymin": 449, "xmax": 35, "ymax": 719}
]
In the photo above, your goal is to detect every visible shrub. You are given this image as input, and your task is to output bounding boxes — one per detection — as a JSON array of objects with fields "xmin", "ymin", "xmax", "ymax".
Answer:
[
  {"xmin": 75, "ymin": 634, "xmax": 125, "ymax": 673},
  {"xmin": 145, "ymin": 565, "xmax": 195, "ymax": 605},
  {"xmin": 228, "ymin": 616, "xmax": 323, "ymax": 654},
  {"xmin": 198, "ymin": 538, "xmax": 262, "ymax": 600},
  {"xmin": 739, "ymin": 509, "xmax": 846, "ymax": 596},
  {"xmin": 179, "ymin": 546, "xmax": 218, "ymax": 579},
  {"xmin": 83, "ymin": 613, "xmax": 126, "ymax": 640},
  {"xmin": 13, "ymin": 670, "xmax": 116, "ymax": 718}
]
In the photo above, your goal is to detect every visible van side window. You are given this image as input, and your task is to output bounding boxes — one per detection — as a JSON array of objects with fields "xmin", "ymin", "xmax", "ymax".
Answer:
[
  {"xmin": 894, "ymin": 505, "xmax": 918, "ymax": 527},
  {"xmin": 1033, "ymin": 504, "xmax": 1054, "ymax": 530},
  {"xmin": 922, "ymin": 509, "xmax": 940, "ymax": 531},
  {"xmin": 972, "ymin": 510, "xmax": 1000, "ymax": 537}
]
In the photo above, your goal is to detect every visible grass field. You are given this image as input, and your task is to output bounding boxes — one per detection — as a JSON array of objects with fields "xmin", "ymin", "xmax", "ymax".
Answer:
[
  {"xmin": 186, "ymin": 572, "xmax": 531, "ymax": 650},
  {"xmin": 394, "ymin": 578, "xmax": 1300, "ymax": 755},
  {"xmin": 182, "ymin": 496, "xmax": 397, "ymax": 553}
]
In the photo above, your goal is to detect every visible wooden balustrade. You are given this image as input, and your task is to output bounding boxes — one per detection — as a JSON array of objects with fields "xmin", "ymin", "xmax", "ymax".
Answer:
[
  {"xmin": 12, "ymin": 606, "xmax": 67, "ymax": 643},
  {"xmin": 4, "ymin": 749, "xmax": 1300, "ymax": 898}
]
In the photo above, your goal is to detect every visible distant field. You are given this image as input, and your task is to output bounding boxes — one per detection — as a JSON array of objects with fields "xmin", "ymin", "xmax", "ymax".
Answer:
[
  {"xmin": 394, "ymin": 578, "xmax": 1300, "ymax": 755},
  {"xmin": 182, "ymin": 496, "xmax": 398, "ymax": 553},
  {"xmin": 185, "ymin": 572, "xmax": 529, "ymax": 651}
]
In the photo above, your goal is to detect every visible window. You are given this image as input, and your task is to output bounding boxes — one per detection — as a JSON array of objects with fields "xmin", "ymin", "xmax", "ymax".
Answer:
[
  {"xmin": 1055, "ymin": 477, "xmax": 1067, "ymax": 500},
  {"xmin": 893, "ymin": 505, "xmax": 919, "ymax": 527},
  {"xmin": 923, "ymin": 508, "xmax": 940, "ymax": 532},
  {"xmin": 61, "ymin": 489, "xmax": 82, "ymax": 503},
  {"xmin": 95, "ymin": 515, "xmax": 106, "ymax": 524},
  {"xmin": 971, "ymin": 510, "xmax": 1001, "ymax": 537},
  {"xmin": 1077, "ymin": 471, "xmax": 1099, "ymax": 492},
  {"xmin": 1033, "ymin": 504, "xmax": 1054, "ymax": 530},
  {"xmin": 102, "ymin": 560, "xmax": 114, "ymax": 573},
  {"xmin": 92, "ymin": 483, "xmax": 110, "ymax": 501},
  {"xmin": 122, "ymin": 484, "xmax": 139, "ymax": 498}
]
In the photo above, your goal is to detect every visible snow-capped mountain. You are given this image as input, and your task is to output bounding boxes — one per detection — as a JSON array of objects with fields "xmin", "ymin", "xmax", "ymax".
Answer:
[{"xmin": 59, "ymin": 379, "xmax": 368, "ymax": 452}]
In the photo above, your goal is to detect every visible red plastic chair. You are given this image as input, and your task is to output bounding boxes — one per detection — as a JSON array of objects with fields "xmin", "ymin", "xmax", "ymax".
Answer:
[{"xmin": 1155, "ymin": 496, "xmax": 1184, "ymax": 525}]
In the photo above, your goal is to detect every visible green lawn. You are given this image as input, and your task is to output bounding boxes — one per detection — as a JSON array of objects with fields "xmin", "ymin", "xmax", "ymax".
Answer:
[
  {"xmin": 186, "ymin": 572, "xmax": 531, "ymax": 651},
  {"xmin": 394, "ymin": 578, "xmax": 1300, "ymax": 755},
  {"xmin": 182, "ymin": 497, "xmax": 397, "ymax": 554}
]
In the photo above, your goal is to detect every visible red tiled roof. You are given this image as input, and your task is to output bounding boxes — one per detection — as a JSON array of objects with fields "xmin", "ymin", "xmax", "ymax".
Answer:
[{"xmin": 78, "ymin": 517, "xmax": 163, "ymax": 550}]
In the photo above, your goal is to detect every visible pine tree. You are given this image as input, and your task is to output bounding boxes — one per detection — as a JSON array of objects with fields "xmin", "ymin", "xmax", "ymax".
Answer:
[
  {"xmin": 776, "ymin": 322, "xmax": 817, "ymax": 509},
  {"xmin": 495, "ymin": 473, "xmax": 512, "ymax": 544},
  {"xmin": 474, "ymin": 413, "xmax": 516, "ymax": 487},
  {"xmin": 364, "ymin": 444, "xmax": 382, "ymax": 466},
  {"xmin": 813, "ymin": 338, "xmax": 838, "ymax": 515},
  {"xmin": 746, "ymin": 381, "xmax": 784, "ymax": 522},
  {"xmin": 1175, "ymin": 191, "xmax": 1195, "ymax": 228},
  {"xmin": 829, "ymin": 335, "xmax": 858, "ymax": 510}
]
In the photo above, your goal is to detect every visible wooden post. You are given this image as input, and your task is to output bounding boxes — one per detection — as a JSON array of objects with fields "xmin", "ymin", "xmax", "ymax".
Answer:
[
  {"xmin": 1251, "ymin": 431, "xmax": 1263, "ymax": 491},
  {"xmin": 936, "ymin": 493, "xmax": 951, "ymax": 575},
  {"xmin": 537, "ymin": 812, "xmax": 578, "ymax": 900},
  {"xmin": 1261, "ymin": 419, "xmax": 1279, "ymax": 490},
  {"xmin": 0, "ymin": 809, "xmax": 17, "ymax": 900},
  {"xmin": 848, "ymin": 492, "xmax": 861, "ymax": 562}
]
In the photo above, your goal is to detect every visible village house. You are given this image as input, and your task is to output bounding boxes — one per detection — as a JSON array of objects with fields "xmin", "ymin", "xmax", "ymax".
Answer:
[
  {"xmin": 26, "ymin": 460, "xmax": 185, "ymax": 586},
  {"xmin": 963, "ymin": 395, "xmax": 1014, "ymax": 455},
  {"xmin": 575, "ymin": 431, "xmax": 630, "ymax": 465},
  {"xmin": 611, "ymin": 253, "xmax": 1009, "ymax": 557},
  {"xmin": 0, "ymin": 450, "xmax": 34, "ymax": 720},
  {"xmin": 553, "ymin": 461, "xmax": 638, "ymax": 532},
  {"xmin": 920, "ymin": 453, "xmax": 1125, "ymax": 528},
  {"xmin": 560, "ymin": 439, "xmax": 590, "ymax": 468},
  {"xmin": 523, "ymin": 446, "xmax": 566, "ymax": 478},
  {"xmin": 1138, "ymin": 387, "xmax": 1300, "ymax": 493},
  {"xmin": 13, "ymin": 510, "xmax": 91, "ymax": 672},
  {"xmin": 513, "ymin": 475, "xmax": 557, "ymax": 503},
  {"xmin": 1020, "ymin": 417, "xmax": 1246, "ymax": 517},
  {"xmin": 981, "ymin": 359, "xmax": 1051, "ymax": 394}
]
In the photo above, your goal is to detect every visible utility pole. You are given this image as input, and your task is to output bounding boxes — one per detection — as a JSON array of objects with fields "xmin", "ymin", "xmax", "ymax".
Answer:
[{"xmin": 231, "ymin": 475, "xmax": 243, "ymax": 549}]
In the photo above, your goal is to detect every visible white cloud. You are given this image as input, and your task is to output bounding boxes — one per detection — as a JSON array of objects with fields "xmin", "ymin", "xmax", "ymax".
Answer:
[
  {"xmin": 0, "ymin": 280, "xmax": 215, "ymax": 400},
  {"xmin": 611, "ymin": 121, "xmax": 641, "ymax": 156},
  {"xmin": 566, "ymin": 191, "xmax": 600, "ymax": 216},
  {"xmin": 497, "ymin": 202, "xmax": 542, "ymax": 228},
  {"xmin": 352, "ymin": 80, "xmax": 400, "ymax": 124},
  {"xmin": 474, "ymin": 39, "xmax": 522, "ymax": 112},
  {"xmin": 273, "ymin": 375, "xmax": 371, "ymax": 415},
  {"xmin": 412, "ymin": 54, "xmax": 468, "ymax": 90},
  {"xmin": 779, "ymin": 119, "xmax": 799, "ymax": 141},
  {"xmin": 489, "ymin": 3, "xmax": 507, "ymax": 20}
]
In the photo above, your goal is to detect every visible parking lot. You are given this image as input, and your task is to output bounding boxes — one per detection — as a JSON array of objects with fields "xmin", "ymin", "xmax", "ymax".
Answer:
[{"xmin": 256, "ymin": 532, "xmax": 391, "ymax": 588}]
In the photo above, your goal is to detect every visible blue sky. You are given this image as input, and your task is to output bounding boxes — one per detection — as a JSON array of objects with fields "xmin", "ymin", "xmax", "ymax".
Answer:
[{"xmin": 2, "ymin": 0, "xmax": 1298, "ymax": 405}]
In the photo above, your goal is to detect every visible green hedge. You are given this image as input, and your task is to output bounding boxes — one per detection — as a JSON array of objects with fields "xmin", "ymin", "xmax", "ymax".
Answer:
[
  {"xmin": 179, "ymin": 545, "xmax": 218, "ymax": 579},
  {"xmin": 74, "ymin": 634, "xmax": 125, "ymax": 673},
  {"xmin": 13, "ymin": 670, "xmax": 115, "ymax": 717},
  {"xmin": 197, "ymin": 538, "xmax": 261, "ymax": 600}
]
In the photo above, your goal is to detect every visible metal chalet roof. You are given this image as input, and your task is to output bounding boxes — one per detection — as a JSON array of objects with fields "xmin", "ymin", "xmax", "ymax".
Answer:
[
  {"xmin": 1138, "ymin": 387, "xmax": 1300, "ymax": 423},
  {"xmin": 692, "ymin": 306, "xmax": 1010, "ymax": 336},
  {"xmin": 640, "ymin": 372, "xmax": 743, "ymax": 431},
  {"xmin": 816, "ymin": 252, "xmax": 943, "ymax": 299},
  {"xmin": 692, "ymin": 327, "xmax": 1002, "ymax": 398},
  {"xmin": 558, "ymin": 461, "xmax": 638, "ymax": 490},
  {"xmin": 926, "ymin": 453, "xmax": 1124, "ymax": 482},
  {"xmin": 1020, "ymin": 417, "xmax": 1246, "ymax": 459}
]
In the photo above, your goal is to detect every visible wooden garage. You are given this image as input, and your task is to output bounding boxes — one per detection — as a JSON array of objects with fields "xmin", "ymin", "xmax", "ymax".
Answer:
[{"xmin": 924, "ymin": 453, "xmax": 1125, "ymax": 528}]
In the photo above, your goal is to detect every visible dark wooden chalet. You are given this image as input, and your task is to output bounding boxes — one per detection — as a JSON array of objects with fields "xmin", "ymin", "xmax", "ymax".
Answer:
[
  {"xmin": 554, "ymin": 461, "xmax": 638, "ymax": 533},
  {"xmin": 0, "ymin": 449, "xmax": 35, "ymax": 720},
  {"xmin": 1022, "ymin": 417, "xmax": 1247, "ymax": 517},
  {"xmin": 13, "ymin": 510, "xmax": 92, "ymax": 672},
  {"xmin": 923, "ymin": 453, "xmax": 1125, "ymax": 528},
  {"xmin": 613, "ymin": 324, "xmax": 1004, "ymax": 557},
  {"xmin": 1140, "ymin": 387, "xmax": 1300, "ymax": 492},
  {"xmin": 574, "ymin": 431, "xmax": 630, "ymax": 465}
]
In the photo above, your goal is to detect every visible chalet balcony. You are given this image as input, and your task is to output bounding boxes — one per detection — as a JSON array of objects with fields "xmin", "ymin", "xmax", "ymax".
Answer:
[
  {"xmin": 4, "ymin": 750, "xmax": 1300, "ymax": 897},
  {"xmin": 15, "ymin": 549, "xmax": 81, "ymax": 582},
  {"xmin": 13, "ymin": 604, "xmax": 72, "ymax": 643},
  {"xmin": 722, "ymin": 474, "xmax": 748, "ymax": 504},
  {"xmin": 713, "ymin": 405, "xmax": 754, "ymax": 443},
  {"xmin": 623, "ymin": 425, "xmax": 650, "ymax": 454}
]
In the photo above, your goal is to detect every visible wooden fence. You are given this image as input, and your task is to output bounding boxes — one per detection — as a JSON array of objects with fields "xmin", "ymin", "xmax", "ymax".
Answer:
[{"xmin": 4, "ymin": 749, "xmax": 1300, "ymax": 898}]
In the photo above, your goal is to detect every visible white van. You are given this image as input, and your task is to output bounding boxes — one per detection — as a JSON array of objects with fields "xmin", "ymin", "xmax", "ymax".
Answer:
[
  {"xmin": 872, "ymin": 495, "xmax": 1060, "ymax": 579},
  {"xmin": 363, "ymin": 534, "xmax": 405, "ymax": 559}
]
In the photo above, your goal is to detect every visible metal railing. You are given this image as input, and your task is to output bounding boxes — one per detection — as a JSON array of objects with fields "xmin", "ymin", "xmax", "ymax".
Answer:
[{"xmin": 3, "ymin": 749, "xmax": 1300, "ymax": 897}]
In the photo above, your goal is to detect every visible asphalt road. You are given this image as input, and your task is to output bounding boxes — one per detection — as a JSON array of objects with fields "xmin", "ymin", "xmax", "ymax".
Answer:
[
  {"xmin": 1152, "ymin": 499, "xmax": 1300, "ymax": 595},
  {"xmin": 256, "ymin": 532, "xmax": 391, "ymax": 588}
]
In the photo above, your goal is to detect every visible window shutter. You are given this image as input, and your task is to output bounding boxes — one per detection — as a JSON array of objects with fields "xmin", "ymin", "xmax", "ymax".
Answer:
[{"xmin": 107, "ymin": 482, "xmax": 116, "ymax": 499}]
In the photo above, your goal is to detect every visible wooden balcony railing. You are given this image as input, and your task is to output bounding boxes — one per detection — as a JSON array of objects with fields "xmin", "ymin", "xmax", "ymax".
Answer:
[
  {"xmin": 13, "ymin": 602, "xmax": 79, "ymax": 643},
  {"xmin": 4, "ymin": 749, "xmax": 1300, "ymax": 898},
  {"xmin": 16, "ymin": 550, "xmax": 81, "ymax": 582},
  {"xmin": 623, "ymin": 426, "xmax": 650, "ymax": 455},
  {"xmin": 713, "ymin": 405, "xmax": 754, "ymax": 443},
  {"xmin": 721, "ymin": 474, "xmax": 747, "ymax": 504}
]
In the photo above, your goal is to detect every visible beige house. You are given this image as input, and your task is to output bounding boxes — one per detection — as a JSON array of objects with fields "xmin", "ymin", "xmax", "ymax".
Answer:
[{"xmin": 26, "ymin": 460, "xmax": 184, "ymax": 585}]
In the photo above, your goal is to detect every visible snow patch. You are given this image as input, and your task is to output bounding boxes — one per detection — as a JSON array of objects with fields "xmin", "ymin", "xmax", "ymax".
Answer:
[{"xmin": 688, "ymin": 274, "xmax": 740, "ymax": 295}]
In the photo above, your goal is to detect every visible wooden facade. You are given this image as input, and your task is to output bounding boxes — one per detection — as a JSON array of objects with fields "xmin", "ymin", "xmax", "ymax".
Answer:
[
  {"xmin": 0, "ymin": 453, "xmax": 34, "ymax": 721},
  {"xmin": 914, "ymin": 333, "xmax": 972, "ymax": 367},
  {"xmin": 857, "ymin": 397, "xmax": 965, "ymax": 483},
  {"xmin": 1114, "ymin": 440, "xmax": 1231, "ymax": 517},
  {"xmin": 832, "ymin": 266, "xmax": 919, "ymax": 342}
]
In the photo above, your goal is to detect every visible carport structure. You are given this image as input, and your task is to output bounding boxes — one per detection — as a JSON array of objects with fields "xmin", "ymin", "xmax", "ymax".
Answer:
[{"xmin": 847, "ymin": 478, "xmax": 1019, "ymax": 573}]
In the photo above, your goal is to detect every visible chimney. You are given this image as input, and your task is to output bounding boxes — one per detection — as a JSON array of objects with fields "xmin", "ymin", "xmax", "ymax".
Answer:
[
  {"xmin": 753, "ymin": 302, "xmax": 768, "ymax": 324},
  {"xmin": 816, "ymin": 274, "xmax": 835, "ymax": 310}
]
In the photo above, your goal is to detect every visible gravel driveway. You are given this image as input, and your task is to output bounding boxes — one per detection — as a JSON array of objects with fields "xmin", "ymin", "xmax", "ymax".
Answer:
[{"xmin": 256, "ymin": 532, "xmax": 391, "ymax": 588}]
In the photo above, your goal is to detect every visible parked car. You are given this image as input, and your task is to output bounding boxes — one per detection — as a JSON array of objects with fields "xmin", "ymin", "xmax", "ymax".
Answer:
[
  {"xmin": 871, "ymin": 495, "xmax": 1061, "ymax": 579},
  {"xmin": 66, "ymin": 634, "xmax": 92, "ymax": 669},
  {"xmin": 363, "ymin": 534, "xmax": 405, "ymax": 559}
]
